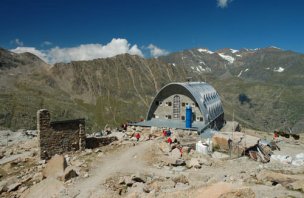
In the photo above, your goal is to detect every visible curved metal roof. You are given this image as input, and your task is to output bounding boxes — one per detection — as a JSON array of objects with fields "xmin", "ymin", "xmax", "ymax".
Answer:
[{"xmin": 147, "ymin": 82, "xmax": 224, "ymax": 125}]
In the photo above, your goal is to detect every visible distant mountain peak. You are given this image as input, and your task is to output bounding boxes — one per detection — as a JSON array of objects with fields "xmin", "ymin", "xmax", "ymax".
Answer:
[
  {"xmin": 230, "ymin": 49, "xmax": 239, "ymax": 53},
  {"xmin": 197, "ymin": 48, "xmax": 214, "ymax": 54},
  {"xmin": 269, "ymin": 46, "xmax": 281, "ymax": 50}
]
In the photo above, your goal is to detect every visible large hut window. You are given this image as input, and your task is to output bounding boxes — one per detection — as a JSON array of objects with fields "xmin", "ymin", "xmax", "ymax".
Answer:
[{"xmin": 173, "ymin": 95, "xmax": 181, "ymax": 119}]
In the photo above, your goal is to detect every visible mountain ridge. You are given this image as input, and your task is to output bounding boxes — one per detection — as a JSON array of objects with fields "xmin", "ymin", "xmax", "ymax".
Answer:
[{"xmin": 0, "ymin": 47, "xmax": 303, "ymax": 133}]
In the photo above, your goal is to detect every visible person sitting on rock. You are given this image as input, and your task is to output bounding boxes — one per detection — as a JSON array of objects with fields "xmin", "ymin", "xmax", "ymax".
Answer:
[
  {"xmin": 162, "ymin": 129, "xmax": 167, "ymax": 137},
  {"xmin": 179, "ymin": 147, "xmax": 183, "ymax": 157},
  {"xmin": 135, "ymin": 133, "xmax": 141, "ymax": 141},
  {"xmin": 122, "ymin": 123, "xmax": 128, "ymax": 131},
  {"xmin": 166, "ymin": 129, "xmax": 172, "ymax": 137}
]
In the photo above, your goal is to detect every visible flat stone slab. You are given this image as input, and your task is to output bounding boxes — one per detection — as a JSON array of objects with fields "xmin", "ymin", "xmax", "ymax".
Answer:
[{"xmin": 212, "ymin": 132, "xmax": 260, "ymax": 151}]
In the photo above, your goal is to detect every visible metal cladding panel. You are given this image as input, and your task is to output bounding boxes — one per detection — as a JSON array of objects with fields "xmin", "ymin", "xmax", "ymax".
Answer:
[
  {"xmin": 147, "ymin": 82, "xmax": 224, "ymax": 125},
  {"xmin": 179, "ymin": 82, "xmax": 223, "ymax": 123}
]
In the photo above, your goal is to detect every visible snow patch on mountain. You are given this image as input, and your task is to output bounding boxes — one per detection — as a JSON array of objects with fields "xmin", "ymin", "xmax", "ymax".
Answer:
[
  {"xmin": 230, "ymin": 49, "xmax": 239, "ymax": 53},
  {"xmin": 190, "ymin": 65, "xmax": 209, "ymax": 73},
  {"xmin": 197, "ymin": 48, "xmax": 214, "ymax": 54},
  {"xmin": 270, "ymin": 46, "xmax": 281, "ymax": 50},
  {"xmin": 274, "ymin": 67, "xmax": 285, "ymax": 72},
  {"xmin": 198, "ymin": 66, "xmax": 205, "ymax": 71},
  {"xmin": 218, "ymin": 53, "xmax": 235, "ymax": 64},
  {"xmin": 237, "ymin": 69, "xmax": 248, "ymax": 77}
]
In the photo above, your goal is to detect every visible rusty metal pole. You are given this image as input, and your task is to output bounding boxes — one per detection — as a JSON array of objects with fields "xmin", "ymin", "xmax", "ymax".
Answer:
[{"xmin": 6, "ymin": 132, "xmax": 9, "ymax": 147}]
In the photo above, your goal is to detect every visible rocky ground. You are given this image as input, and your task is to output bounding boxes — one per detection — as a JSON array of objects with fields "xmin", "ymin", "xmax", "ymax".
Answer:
[{"xmin": 0, "ymin": 125, "xmax": 304, "ymax": 198}]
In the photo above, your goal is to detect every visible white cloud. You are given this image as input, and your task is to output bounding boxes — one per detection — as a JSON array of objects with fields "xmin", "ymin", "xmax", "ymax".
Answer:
[
  {"xmin": 147, "ymin": 44, "xmax": 169, "ymax": 57},
  {"xmin": 10, "ymin": 47, "xmax": 48, "ymax": 63},
  {"xmin": 41, "ymin": 41, "xmax": 52, "ymax": 46},
  {"xmin": 129, "ymin": 44, "xmax": 143, "ymax": 56},
  {"xmin": 217, "ymin": 0, "xmax": 233, "ymax": 8},
  {"xmin": 10, "ymin": 38, "xmax": 144, "ymax": 64},
  {"xmin": 11, "ymin": 38, "xmax": 24, "ymax": 46},
  {"xmin": 47, "ymin": 39, "xmax": 143, "ymax": 63}
]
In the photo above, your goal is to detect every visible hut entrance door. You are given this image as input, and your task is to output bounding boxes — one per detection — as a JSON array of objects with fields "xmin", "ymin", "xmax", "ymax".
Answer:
[{"xmin": 173, "ymin": 95, "xmax": 180, "ymax": 119}]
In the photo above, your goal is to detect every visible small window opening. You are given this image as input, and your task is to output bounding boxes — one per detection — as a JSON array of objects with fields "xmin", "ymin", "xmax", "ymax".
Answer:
[{"xmin": 166, "ymin": 102, "xmax": 172, "ymax": 106}]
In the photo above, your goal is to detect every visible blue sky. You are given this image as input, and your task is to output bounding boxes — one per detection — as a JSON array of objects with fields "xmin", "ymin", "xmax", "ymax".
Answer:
[{"xmin": 1, "ymin": 0, "xmax": 304, "ymax": 63}]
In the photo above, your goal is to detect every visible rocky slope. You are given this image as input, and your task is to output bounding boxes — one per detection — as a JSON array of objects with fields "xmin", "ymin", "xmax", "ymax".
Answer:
[
  {"xmin": 159, "ymin": 47, "xmax": 304, "ymax": 85},
  {"xmin": 0, "ymin": 47, "xmax": 303, "ymax": 132},
  {"xmin": 1, "ymin": 127, "xmax": 304, "ymax": 197},
  {"xmin": 159, "ymin": 47, "xmax": 304, "ymax": 132},
  {"xmin": 0, "ymin": 48, "xmax": 88, "ymax": 130},
  {"xmin": 50, "ymin": 54, "xmax": 187, "ymax": 129}
]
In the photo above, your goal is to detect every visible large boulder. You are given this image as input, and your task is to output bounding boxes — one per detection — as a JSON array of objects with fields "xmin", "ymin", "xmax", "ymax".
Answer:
[
  {"xmin": 0, "ymin": 150, "xmax": 4, "ymax": 159},
  {"xmin": 7, "ymin": 182, "xmax": 21, "ymax": 192},
  {"xmin": 212, "ymin": 151, "xmax": 230, "ymax": 159},
  {"xmin": 0, "ymin": 183, "xmax": 7, "ymax": 194},
  {"xmin": 172, "ymin": 175, "xmax": 189, "ymax": 185},
  {"xmin": 170, "ymin": 148, "xmax": 181, "ymax": 160},
  {"xmin": 109, "ymin": 132, "xmax": 127, "ymax": 141},
  {"xmin": 173, "ymin": 159, "xmax": 186, "ymax": 166},
  {"xmin": 64, "ymin": 166, "xmax": 79, "ymax": 181},
  {"xmin": 42, "ymin": 155, "xmax": 67, "ymax": 181},
  {"xmin": 219, "ymin": 187, "xmax": 255, "ymax": 198},
  {"xmin": 186, "ymin": 158, "xmax": 201, "ymax": 169},
  {"xmin": 21, "ymin": 178, "xmax": 65, "ymax": 198},
  {"xmin": 126, "ymin": 182, "xmax": 145, "ymax": 195},
  {"xmin": 131, "ymin": 173, "xmax": 146, "ymax": 183},
  {"xmin": 124, "ymin": 176, "xmax": 134, "ymax": 187},
  {"xmin": 193, "ymin": 182, "xmax": 255, "ymax": 198},
  {"xmin": 200, "ymin": 157, "xmax": 212, "ymax": 166},
  {"xmin": 256, "ymin": 170, "xmax": 297, "ymax": 187},
  {"xmin": 172, "ymin": 166, "xmax": 187, "ymax": 172},
  {"xmin": 287, "ymin": 180, "xmax": 304, "ymax": 192},
  {"xmin": 182, "ymin": 146, "xmax": 191, "ymax": 154},
  {"xmin": 149, "ymin": 179, "xmax": 175, "ymax": 192},
  {"xmin": 158, "ymin": 142, "xmax": 171, "ymax": 154},
  {"xmin": 162, "ymin": 148, "xmax": 184, "ymax": 166},
  {"xmin": 212, "ymin": 132, "xmax": 259, "ymax": 153}
]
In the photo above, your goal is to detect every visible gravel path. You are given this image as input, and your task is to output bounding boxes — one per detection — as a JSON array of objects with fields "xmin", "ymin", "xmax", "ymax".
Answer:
[{"xmin": 66, "ymin": 140, "xmax": 168, "ymax": 198}]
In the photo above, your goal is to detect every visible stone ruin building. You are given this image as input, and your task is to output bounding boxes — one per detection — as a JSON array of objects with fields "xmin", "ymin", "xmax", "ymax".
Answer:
[{"xmin": 37, "ymin": 109, "xmax": 86, "ymax": 160}]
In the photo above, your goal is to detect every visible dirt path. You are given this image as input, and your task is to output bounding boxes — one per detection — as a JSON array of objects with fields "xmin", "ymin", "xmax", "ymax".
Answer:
[{"xmin": 66, "ymin": 140, "xmax": 163, "ymax": 198}]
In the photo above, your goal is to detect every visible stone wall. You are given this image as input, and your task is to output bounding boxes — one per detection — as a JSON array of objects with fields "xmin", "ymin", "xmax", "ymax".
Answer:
[
  {"xmin": 85, "ymin": 136, "xmax": 118, "ymax": 149},
  {"xmin": 37, "ymin": 109, "xmax": 86, "ymax": 159}
]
